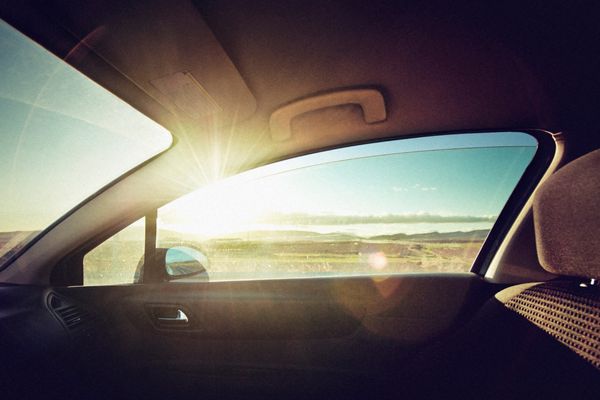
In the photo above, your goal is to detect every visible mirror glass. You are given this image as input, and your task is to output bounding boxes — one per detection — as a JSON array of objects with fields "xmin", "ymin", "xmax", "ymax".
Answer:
[{"xmin": 165, "ymin": 246, "xmax": 208, "ymax": 279}]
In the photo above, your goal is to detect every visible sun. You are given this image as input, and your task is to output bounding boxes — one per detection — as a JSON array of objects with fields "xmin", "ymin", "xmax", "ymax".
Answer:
[{"xmin": 158, "ymin": 178, "xmax": 258, "ymax": 237}]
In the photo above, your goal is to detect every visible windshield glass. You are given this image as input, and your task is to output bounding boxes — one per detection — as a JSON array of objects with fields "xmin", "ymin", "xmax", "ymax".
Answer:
[{"xmin": 0, "ymin": 21, "xmax": 172, "ymax": 268}]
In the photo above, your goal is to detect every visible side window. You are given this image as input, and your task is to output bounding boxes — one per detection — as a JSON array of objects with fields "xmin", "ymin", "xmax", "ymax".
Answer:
[
  {"xmin": 156, "ymin": 132, "xmax": 538, "ymax": 282},
  {"xmin": 83, "ymin": 218, "xmax": 144, "ymax": 285}
]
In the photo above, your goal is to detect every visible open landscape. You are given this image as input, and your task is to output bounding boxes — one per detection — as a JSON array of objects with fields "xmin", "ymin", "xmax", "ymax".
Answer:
[
  {"xmin": 158, "ymin": 229, "xmax": 489, "ymax": 281},
  {"xmin": 1, "ymin": 227, "xmax": 489, "ymax": 284},
  {"xmin": 0, "ymin": 231, "xmax": 39, "ymax": 266}
]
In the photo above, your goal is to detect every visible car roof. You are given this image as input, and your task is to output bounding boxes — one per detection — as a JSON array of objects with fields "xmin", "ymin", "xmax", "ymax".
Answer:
[{"xmin": 4, "ymin": 1, "xmax": 600, "ymax": 160}]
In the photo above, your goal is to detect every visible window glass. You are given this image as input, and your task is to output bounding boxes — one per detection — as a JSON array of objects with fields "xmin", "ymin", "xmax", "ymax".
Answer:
[
  {"xmin": 83, "ymin": 218, "xmax": 145, "ymax": 286},
  {"xmin": 156, "ymin": 132, "xmax": 537, "ymax": 282},
  {"xmin": 0, "ymin": 20, "xmax": 172, "ymax": 269}
]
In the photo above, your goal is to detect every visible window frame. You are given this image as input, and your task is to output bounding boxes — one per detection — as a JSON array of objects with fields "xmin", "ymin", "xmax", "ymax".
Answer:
[
  {"xmin": 53, "ymin": 129, "xmax": 556, "ymax": 286},
  {"xmin": 469, "ymin": 129, "xmax": 556, "ymax": 275},
  {"xmin": 0, "ymin": 20, "xmax": 174, "ymax": 272}
]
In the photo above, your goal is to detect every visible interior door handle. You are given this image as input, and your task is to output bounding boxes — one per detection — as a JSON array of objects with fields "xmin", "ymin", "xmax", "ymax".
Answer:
[
  {"xmin": 157, "ymin": 309, "xmax": 189, "ymax": 323},
  {"xmin": 148, "ymin": 305, "xmax": 191, "ymax": 327}
]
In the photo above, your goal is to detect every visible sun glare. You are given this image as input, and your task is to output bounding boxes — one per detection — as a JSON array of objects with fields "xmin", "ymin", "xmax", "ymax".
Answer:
[
  {"xmin": 159, "ymin": 177, "xmax": 271, "ymax": 237},
  {"xmin": 158, "ymin": 133, "xmax": 538, "ymax": 241}
]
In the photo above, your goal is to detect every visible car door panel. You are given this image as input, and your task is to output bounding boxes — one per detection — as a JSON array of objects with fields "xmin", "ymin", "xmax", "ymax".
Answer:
[{"xmin": 50, "ymin": 273, "xmax": 494, "ymax": 397}]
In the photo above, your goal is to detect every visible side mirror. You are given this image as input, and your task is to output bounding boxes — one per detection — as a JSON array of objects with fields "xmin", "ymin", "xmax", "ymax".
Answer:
[{"xmin": 164, "ymin": 246, "xmax": 209, "ymax": 281}]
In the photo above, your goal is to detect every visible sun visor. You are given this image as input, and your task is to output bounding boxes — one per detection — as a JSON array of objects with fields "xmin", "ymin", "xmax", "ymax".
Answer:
[{"xmin": 51, "ymin": 0, "xmax": 256, "ymax": 127}]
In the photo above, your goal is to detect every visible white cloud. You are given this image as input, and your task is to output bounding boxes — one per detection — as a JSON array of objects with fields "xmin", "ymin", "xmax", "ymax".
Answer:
[{"xmin": 393, "ymin": 184, "xmax": 437, "ymax": 192}]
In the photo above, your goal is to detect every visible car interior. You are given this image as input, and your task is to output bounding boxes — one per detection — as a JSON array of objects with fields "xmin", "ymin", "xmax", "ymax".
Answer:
[{"xmin": 0, "ymin": 1, "xmax": 599, "ymax": 399}]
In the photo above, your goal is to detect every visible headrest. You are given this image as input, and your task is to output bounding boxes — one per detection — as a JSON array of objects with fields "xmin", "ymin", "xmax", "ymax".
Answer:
[{"xmin": 534, "ymin": 149, "xmax": 600, "ymax": 279}]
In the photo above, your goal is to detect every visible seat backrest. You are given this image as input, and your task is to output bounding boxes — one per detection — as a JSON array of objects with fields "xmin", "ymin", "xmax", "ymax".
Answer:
[
  {"xmin": 497, "ymin": 148, "xmax": 600, "ymax": 371},
  {"xmin": 502, "ymin": 280, "xmax": 600, "ymax": 369},
  {"xmin": 393, "ymin": 150, "xmax": 600, "ymax": 400}
]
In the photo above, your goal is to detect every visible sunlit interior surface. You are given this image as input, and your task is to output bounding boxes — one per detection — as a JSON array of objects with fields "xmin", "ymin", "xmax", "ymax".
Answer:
[
  {"xmin": 83, "ymin": 132, "xmax": 539, "ymax": 285},
  {"xmin": 0, "ymin": 20, "xmax": 173, "ymax": 268}
]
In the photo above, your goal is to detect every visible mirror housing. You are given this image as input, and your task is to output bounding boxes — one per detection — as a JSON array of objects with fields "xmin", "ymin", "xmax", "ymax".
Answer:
[{"xmin": 135, "ymin": 246, "xmax": 209, "ymax": 283}]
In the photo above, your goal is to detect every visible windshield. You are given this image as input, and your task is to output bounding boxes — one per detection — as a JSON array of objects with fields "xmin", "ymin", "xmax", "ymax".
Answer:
[{"xmin": 0, "ymin": 21, "xmax": 172, "ymax": 268}]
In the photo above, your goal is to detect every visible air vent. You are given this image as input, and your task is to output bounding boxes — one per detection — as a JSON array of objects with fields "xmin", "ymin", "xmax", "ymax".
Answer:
[
  {"xmin": 47, "ymin": 293, "xmax": 95, "ymax": 333},
  {"xmin": 56, "ymin": 305, "xmax": 91, "ymax": 330}
]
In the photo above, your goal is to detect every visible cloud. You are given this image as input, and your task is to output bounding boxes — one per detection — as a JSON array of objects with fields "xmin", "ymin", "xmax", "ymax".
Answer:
[
  {"xmin": 258, "ymin": 212, "xmax": 496, "ymax": 225},
  {"xmin": 392, "ymin": 184, "xmax": 437, "ymax": 192}
]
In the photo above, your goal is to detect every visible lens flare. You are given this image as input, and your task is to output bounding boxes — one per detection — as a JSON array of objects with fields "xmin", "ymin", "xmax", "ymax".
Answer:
[{"xmin": 368, "ymin": 251, "xmax": 388, "ymax": 270}]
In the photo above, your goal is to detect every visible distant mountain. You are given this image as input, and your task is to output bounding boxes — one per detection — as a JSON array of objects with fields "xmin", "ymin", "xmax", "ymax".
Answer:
[
  {"xmin": 0, "ymin": 231, "xmax": 39, "ymax": 246},
  {"xmin": 58, "ymin": 225, "xmax": 489, "ymax": 245},
  {"xmin": 370, "ymin": 229, "xmax": 489, "ymax": 241},
  {"xmin": 212, "ymin": 229, "xmax": 489, "ymax": 242},
  {"xmin": 213, "ymin": 230, "xmax": 358, "ymax": 242},
  {"xmin": 0, "ymin": 231, "xmax": 40, "ymax": 264},
  {"xmin": 258, "ymin": 212, "xmax": 496, "ymax": 225}
]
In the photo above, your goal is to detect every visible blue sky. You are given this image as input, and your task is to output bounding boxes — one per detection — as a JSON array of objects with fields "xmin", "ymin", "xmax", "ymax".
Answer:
[
  {"xmin": 262, "ymin": 144, "xmax": 536, "ymax": 217},
  {"xmin": 0, "ymin": 20, "xmax": 171, "ymax": 232},
  {"xmin": 159, "ymin": 133, "xmax": 537, "ymax": 237}
]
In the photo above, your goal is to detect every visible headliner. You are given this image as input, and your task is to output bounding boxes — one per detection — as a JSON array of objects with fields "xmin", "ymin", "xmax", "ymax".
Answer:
[{"xmin": 3, "ymin": 0, "xmax": 600, "ymax": 165}]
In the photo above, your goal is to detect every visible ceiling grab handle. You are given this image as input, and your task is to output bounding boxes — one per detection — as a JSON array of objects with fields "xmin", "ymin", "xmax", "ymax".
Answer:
[{"xmin": 269, "ymin": 88, "xmax": 387, "ymax": 141}]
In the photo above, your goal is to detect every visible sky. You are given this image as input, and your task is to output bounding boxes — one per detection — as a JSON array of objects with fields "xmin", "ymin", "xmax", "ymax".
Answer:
[
  {"xmin": 159, "ymin": 133, "xmax": 537, "ymax": 237},
  {"xmin": 0, "ymin": 20, "xmax": 172, "ymax": 233}
]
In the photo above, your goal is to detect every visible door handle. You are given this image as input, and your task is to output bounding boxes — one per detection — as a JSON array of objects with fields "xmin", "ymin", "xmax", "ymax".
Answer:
[
  {"xmin": 148, "ymin": 305, "xmax": 191, "ymax": 327},
  {"xmin": 157, "ymin": 309, "xmax": 189, "ymax": 323}
]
